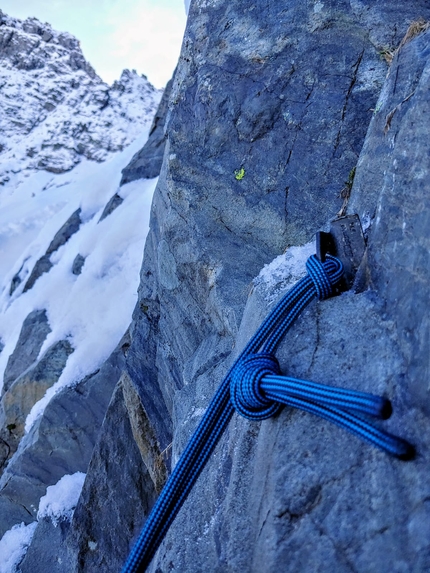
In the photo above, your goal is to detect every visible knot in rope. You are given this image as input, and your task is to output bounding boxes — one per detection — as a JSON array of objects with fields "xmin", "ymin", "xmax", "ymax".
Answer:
[
  {"xmin": 306, "ymin": 254, "xmax": 343, "ymax": 300},
  {"xmin": 230, "ymin": 353, "xmax": 282, "ymax": 420}
]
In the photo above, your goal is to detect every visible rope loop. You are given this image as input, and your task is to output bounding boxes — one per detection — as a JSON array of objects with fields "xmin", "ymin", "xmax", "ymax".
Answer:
[
  {"xmin": 230, "ymin": 353, "xmax": 282, "ymax": 420},
  {"xmin": 306, "ymin": 254, "xmax": 343, "ymax": 300}
]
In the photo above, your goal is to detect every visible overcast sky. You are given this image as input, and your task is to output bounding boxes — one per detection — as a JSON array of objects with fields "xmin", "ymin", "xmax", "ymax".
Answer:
[{"xmin": 1, "ymin": 0, "xmax": 188, "ymax": 88}]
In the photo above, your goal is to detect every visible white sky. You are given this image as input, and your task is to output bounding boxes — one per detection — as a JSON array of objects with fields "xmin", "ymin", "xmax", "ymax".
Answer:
[{"xmin": 0, "ymin": 0, "xmax": 188, "ymax": 88}]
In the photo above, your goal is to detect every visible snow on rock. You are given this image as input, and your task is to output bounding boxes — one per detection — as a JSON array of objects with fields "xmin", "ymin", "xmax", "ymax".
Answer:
[
  {"xmin": 253, "ymin": 241, "xmax": 315, "ymax": 303},
  {"xmin": 37, "ymin": 472, "xmax": 86, "ymax": 526},
  {"xmin": 23, "ymin": 175, "xmax": 157, "ymax": 431},
  {"xmin": 0, "ymin": 521, "xmax": 37, "ymax": 573},
  {"xmin": 0, "ymin": 10, "xmax": 162, "ymax": 429},
  {"xmin": 0, "ymin": 472, "xmax": 85, "ymax": 571}
]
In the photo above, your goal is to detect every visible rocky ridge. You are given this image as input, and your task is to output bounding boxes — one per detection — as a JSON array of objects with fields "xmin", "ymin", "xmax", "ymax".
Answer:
[{"xmin": 0, "ymin": 10, "xmax": 161, "ymax": 180}]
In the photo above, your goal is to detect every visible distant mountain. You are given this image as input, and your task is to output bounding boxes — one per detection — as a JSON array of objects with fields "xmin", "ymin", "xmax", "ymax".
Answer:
[{"xmin": 0, "ymin": 10, "xmax": 161, "ymax": 180}]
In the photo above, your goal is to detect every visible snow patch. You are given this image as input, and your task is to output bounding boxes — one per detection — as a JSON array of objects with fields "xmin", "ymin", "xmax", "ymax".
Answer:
[
  {"xmin": 37, "ymin": 472, "xmax": 86, "ymax": 526},
  {"xmin": 0, "ymin": 522, "xmax": 37, "ymax": 573},
  {"xmin": 253, "ymin": 241, "xmax": 315, "ymax": 303}
]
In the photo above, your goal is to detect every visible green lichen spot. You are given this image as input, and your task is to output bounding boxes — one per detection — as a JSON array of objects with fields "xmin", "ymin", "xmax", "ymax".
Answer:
[{"xmin": 234, "ymin": 167, "xmax": 245, "ymax": 181}]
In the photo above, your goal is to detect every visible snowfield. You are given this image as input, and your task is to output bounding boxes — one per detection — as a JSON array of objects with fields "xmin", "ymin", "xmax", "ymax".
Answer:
[{"xmin": 0, "ymin": 134, "xmax": 158, "ymax": 428}]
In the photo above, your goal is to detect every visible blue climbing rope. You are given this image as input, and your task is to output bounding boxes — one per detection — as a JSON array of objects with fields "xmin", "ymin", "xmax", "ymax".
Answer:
[{"xmin": 122, "ymin": 254, "xmax": 413, "ymax": 573}]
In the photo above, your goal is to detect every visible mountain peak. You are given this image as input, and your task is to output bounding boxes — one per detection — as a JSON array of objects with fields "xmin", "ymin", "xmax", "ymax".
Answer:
[
  {"xmin": 0, "ymin": 10, "xmax": 96, "ymax": 78},
  {"xmin": 0, "ymin": 10, "xmax": 162, "ymax": 179}
]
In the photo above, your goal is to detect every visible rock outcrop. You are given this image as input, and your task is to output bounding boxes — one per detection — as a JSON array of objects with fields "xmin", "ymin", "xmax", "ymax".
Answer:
[
  {"xmin": 70, "ymin": 3, "xmax": 429, "ymax": 572},
  {"xmin": 2, "ymin": 2, "xmax": 430, "ymax": 572}
]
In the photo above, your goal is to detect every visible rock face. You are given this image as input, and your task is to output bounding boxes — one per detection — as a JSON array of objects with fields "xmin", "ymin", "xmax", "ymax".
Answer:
[
  {"xmin": 0, "ymin": 334, "xmax": 129, "ymax": 537},
  {"xmin": 70, "ymin": 3, "xmax": 428, "ymax": 572},
  {"xmin": 1, "ymin": 339, "xmax": 73, "ymax": 443},
  {"xmin": 2, "ymin": 2, "xmax": 430, "ymax": 573}
]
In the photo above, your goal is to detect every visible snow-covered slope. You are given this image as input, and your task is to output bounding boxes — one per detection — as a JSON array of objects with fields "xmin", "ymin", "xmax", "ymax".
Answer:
[
  {"xmin": 0, "ymin": 137, "xmax": 157, "ymax": 421},
  {"xmin": 0, "ymin": 12, "xmax": 162, "ymax": 425},
  {"xmin": 0, "ymin": 9, "xmax": 170, "ymax": 567}
]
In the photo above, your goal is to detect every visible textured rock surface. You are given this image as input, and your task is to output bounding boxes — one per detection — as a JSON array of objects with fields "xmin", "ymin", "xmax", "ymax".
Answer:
[
  {"xmin": 84, "ymin": 3, "xmax": 428, "ymax": 572},
  {"xmin": 1, "ymin": 339, "xmax": 73, "ymax": 443},
  {"xmin": 66, "ymin": 378, "xmax": 160, "ymax": 573},
  {"xmin": 0, "ymin": 335, "xmax": 127, "ymax": 537},
  {"xmin": 120, "ymin": 76, "xmax": 173, "ymax": 184},
  {"xmin": 4, "ymin": 2, "xmax": 430, "ymax": 572},
  {"xmin": 71, "ymin": 253, "xmax": 85, "ymax": 276},
  {"xmin": 20, "ymin": 517, "xmax": 72, "ymax": 573},
  {"xmin": 23, "ymin": 209, "xmax": 81, "ymax": 292},
  {"xmin": 2, "ymin": 309, "xmax": 50, "ymax": 394},
  {"xmin": 141, "ymin": 9, "xmax": 429, "ymax": 570}
]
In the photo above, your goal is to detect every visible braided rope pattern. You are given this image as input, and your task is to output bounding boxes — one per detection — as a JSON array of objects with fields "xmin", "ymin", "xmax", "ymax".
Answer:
[{"xmin": 121, "ymin": 254, "xmax": 413, "ymax": 573}]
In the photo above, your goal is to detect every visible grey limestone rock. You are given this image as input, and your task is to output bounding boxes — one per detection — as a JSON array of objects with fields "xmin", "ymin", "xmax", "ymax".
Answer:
[
  {"xmin": 45, "ymin": 208, "xmax": 82, "ymax": 255},
  {"xmin": 65, "ymin": 378, "xmax": 160, "ymax": 573},
  {"xmin": 23, "ymin": 209, "xmax": 81, "ymax": 292},
  {"xmin": 98, "ymin": 193, "xmax": 124, "ymax": 222},
  {"xmin": 20, "ymin": 517, "xmax": 72, "ymax": 573},
  {"xmin": 141, "ymin": 10, "xmax": 430, "ymax": 572},
  {"xmin": 2, "ymin": 309, "xmax": 51, "ymax": 394},
  {"xmin": 0, "ymin": 334, "xmax": 127, "ymax": 537},
  {"xmin": 71, "ymin": 254, "xmax": 85, "ymax": 276},
  {"xmin": 1, "ymin": 339, "xmax": 74, "ymax": 446},
  {"xmin": 22, "ymin": 255, "xmax": 53, "ymax": 293}
]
